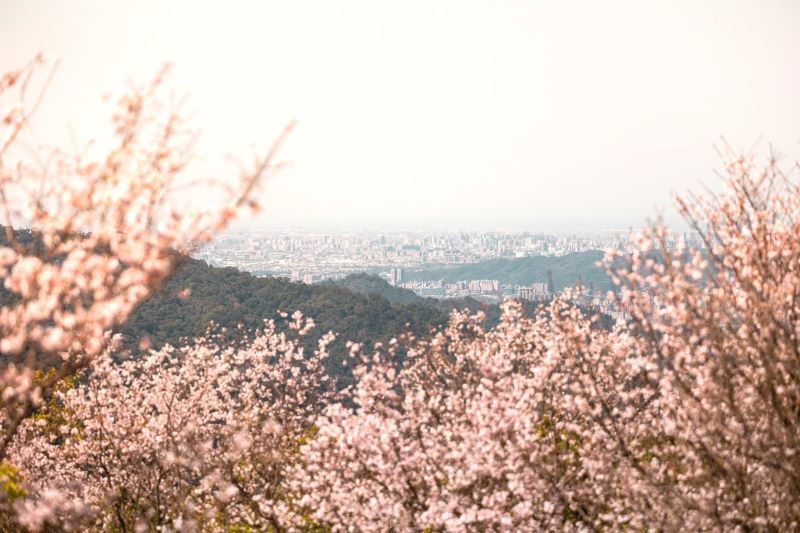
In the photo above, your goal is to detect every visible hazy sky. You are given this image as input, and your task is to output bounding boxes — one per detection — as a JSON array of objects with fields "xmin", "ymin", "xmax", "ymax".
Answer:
[{"xmin": 2, "ymin": 1, "xmax": 799, "ymax": 230}]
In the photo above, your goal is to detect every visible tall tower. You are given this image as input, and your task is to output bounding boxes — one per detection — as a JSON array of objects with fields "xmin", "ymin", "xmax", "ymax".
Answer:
[{"xmin": 389, "ymin": 267, "xmax": 403, "ymax": 286}]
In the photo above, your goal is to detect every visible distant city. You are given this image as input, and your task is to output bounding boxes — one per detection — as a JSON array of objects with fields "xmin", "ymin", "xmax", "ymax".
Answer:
[
  {"xmin": 195, "ymin": 229, "xmax": 702, "ymax": 309},
  {"xmin": 196, "ymin": 230, "xmax": 627, "ymax": 277}
]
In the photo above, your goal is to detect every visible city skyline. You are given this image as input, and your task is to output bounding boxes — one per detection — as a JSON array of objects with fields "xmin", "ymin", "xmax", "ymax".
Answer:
[{"xmin": 198, "ymin": 227, "xmax": 698, "ymax": 281}]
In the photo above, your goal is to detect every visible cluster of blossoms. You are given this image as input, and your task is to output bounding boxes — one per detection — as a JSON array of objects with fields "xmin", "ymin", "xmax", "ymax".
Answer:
[
  {"xmin": 0, "ymin": 58, "xmax": 291, "ymax": 529},
  {"xmin": 12, "ymin": 315, "xmax": 335, "ymax": 531},
  {"xmin": 2, "ymin": 57, "xmax": 800, "ymax": 531},
  {"xmin": 605, "ymin": 149, "xmax": 800, "ymax": 528},
  {"xmin": 294, "ymin": 298, "xmax": 675, "ymax": 531},
  {"xmin": 291, "ymin": 150, "xmax": 800, "ymax": 531}
]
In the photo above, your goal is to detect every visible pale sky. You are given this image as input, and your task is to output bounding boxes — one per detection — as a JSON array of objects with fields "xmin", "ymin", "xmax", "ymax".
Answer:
[{"xmin": 2, "ymin": 1, "xmax": 799, "ymax": 230}]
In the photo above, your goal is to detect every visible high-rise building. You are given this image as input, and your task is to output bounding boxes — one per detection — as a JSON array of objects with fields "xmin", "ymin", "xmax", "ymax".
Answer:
[{"xmin": 390, "ymin": 267, "xmax": 403, "ymax": 286}]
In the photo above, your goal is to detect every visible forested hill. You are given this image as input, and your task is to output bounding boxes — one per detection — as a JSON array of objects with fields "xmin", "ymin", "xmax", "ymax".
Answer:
[
  {"xmin": 403, "ymin": 250, "xmax": 614, "ymax": 292},
  {"xmin": 119, "ymin": 259, "xmax": 499, "ymax": 380},
  {"xmin": 322, "ymin": 272, "xmax": 423, "ymax": 304},
  {"xmin": 324, "ymin": 272, "xmax": 504, "ymax": 319},
  {"xmin": 123, "ymin": 261, "xmax": 502, "ymax": 349}
]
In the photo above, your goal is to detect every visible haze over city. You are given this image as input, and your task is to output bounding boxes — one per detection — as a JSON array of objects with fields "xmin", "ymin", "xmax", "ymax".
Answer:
[{"xmin": 3, "ymin": 0, "xmax": 800, "ymax": 230}]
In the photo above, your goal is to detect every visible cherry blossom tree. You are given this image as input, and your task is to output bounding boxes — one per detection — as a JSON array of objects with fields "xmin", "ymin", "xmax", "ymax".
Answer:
[
  {"xmin": 0, "ymin": 56, "xmax": 291, "ymax": 458},
  {"xmin": 0, "ymin": 57, "xmax": 292, "ymax": 529},
  {"xmin": 290, "ymin": 301, "xmax": 655, "ymax": 531},
  {"xmin": 604, "ymin": 147, "xmax": 800, "ymax": 529},
  {"xmin": 12, "ymin": 313, "xmax": 335, "ymax": 532}
]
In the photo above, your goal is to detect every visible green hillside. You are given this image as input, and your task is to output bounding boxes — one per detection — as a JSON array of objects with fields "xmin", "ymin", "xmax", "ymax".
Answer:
[
  {"xmin": 325, "ymin": 272, "xmax": 507, "ymax": 323},
  {"xmin": 322, "ymin": 272, "xmax": 423, "ymax": 304},
  {"xmin": 403, "ymin": 251, "xmax": 613, "ymax": 292}
]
